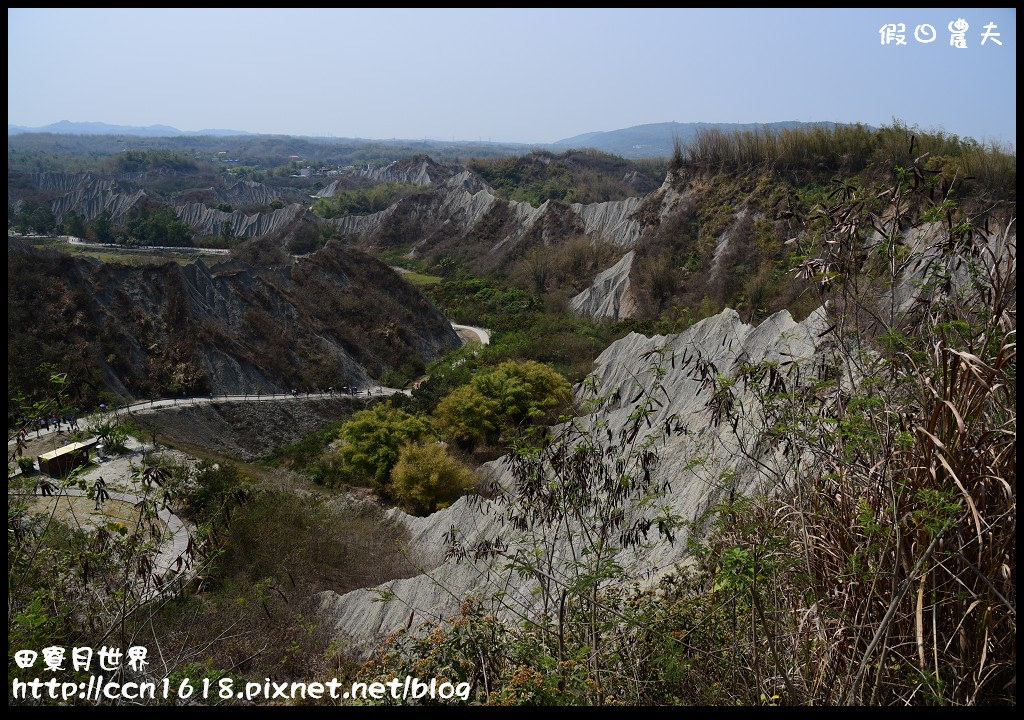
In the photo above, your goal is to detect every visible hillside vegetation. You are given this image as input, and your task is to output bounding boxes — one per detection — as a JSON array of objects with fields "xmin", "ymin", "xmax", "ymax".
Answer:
[
  {"xmin": 312, "ymin": 183, "xmax": 422, "ymax": 218},
  {"xmin": 6, "ymin": 122, "xmax": 1015, "ymax": 707},
  {"xmin": 618, "ymin": 122, "xmax": 1016, "ymax": 333},
  {"xmin": 678, "ymin": 121, "xmax": 1015, "ymax": 202},
  {"xmin": 6, "ymin": 240, "xmax": 460, "ymax": 421},
  {"xmin": 353, "ymin": 152, "xmax": 1017, "ymax": 705},
  {"xmin": 466, "ymin": 149, "xmax": 662, "ymax": 206}
]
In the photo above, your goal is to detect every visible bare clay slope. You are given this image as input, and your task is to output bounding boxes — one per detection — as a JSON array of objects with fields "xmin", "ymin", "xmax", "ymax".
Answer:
[
  {"xmin": 332, "ymin": 172, "xmax": 651, "ymax": 273},
  {"xmin": 143, "ymin": 398, "xmax": 364, "ymax": 461},
  {"xmin": 315, "ymin": 305, "xmax": 830, "ymax": 654},
  {"xmin": 7, "ymin": 238, "xmax": 461, "ymax": 402}
]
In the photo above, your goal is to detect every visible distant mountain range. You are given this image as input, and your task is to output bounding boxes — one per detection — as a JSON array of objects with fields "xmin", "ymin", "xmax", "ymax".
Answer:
[
  {"xmin": 552, "ymin": 121, "xmax": 842, "ymax": 158},
  {"xmin": 8, "ymin": 119, "xmax": 848, "ymax": 158},
  {"xmin": 6, "ymin": 120, "xmax": 253, "ymax": 137}
]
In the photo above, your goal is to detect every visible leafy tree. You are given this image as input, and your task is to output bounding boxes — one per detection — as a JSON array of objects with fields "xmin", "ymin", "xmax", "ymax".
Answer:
[
  {"xmin": 118, "ymin": 205, "xmax": 192, "ymax": 246},
  {"xmin": 337, "ymin": 404, "xmax": 434, "ymax": 492},
  {"xmin": 10, "ymin": 201, "xmax": 57, "ymax": 234},
  {"xmin": 94, "ymin": 420, "xmax": 130, "ymax": 455},
  {"xmin": 64, "ymin": 212, "xmax": 87, "ymax": 238},
  {"xmin": 390, "ymin": 442, "xmax": 476, "ymax": 515},
  {"xmin": 409, "ymin": 345, "xmax": 481, "ymax": 413},
  {"xmin": 165, "ymin": 216, "xmax": 191, "ymax": 246},
  {"xmin": 434, "ymin": 359, "xmax": 571, "ymax": 449},
  {"xmin": 30, "ymin": 205, "xmax": 57, "ymax": 234},
  {"xmin": 311, "ymin": 183, "xmax": 419, "ymax": 218},
  {"xmin": 89, "ymin": 209, "xmax": 115, "ymax": 243}
]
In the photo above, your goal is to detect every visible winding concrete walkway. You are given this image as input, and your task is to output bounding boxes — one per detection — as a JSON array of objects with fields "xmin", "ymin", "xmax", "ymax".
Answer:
[
  {"xmin": 9, "ymin": 483, "xmax": 194, "ymax": 601},
  {"xmin": 10, "ymin": 388, "xmax": 402, "ymax": 447},
  {"xmin": 8, "ymin": 277, "xmax": 493, "ymax": 604},
  {"xmin": 10, "ymin": 321, "xmax": 490, "ymax": 448}
]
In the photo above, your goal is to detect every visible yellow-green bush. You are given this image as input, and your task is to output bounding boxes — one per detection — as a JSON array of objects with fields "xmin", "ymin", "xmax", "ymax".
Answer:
[{"xmin": 390, "ymin": 442, "xmax": 476, "ymax": 515}]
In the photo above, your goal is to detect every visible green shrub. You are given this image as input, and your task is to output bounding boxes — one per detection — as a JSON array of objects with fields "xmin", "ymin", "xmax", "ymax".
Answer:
[
  {"xmin": 95, "ymin": 420, "xmax": 131, "ymax": 455},
  {"xmin": 311, "ymin": 183, "xmax": 419, "ymax": 218},
  {"xmin": 337, "ymin": 404, "xmax": 435, "ymax": 493},
  {"xmin": 434, "ymin": 359, "xmax": 571, "ymax": 449},
  {"xmin": 389, "ymin": 442, "xmax": 475, "ymax": 515}
]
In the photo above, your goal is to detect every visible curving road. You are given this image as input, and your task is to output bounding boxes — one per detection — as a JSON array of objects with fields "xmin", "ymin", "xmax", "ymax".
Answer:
[
  {"xmin": 451, "ymin": 322, "xmax": 491, "ymax": 345},
  {"xmin": 9, "ymin": 320, "xmax": 490, "ymax": 448},
  {"xmin": 8, "ymin": 320, "xmax": 494, "ymax": 604},
  {"xmin": 63, "ymin": 234, "xmax": 231, "ymax": 256},
  {"xmin": 10, "ymin": 388, "xmax": 402, "ymax": 447}
]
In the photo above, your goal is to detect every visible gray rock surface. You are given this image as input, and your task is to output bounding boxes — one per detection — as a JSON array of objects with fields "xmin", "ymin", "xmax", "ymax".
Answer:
[
  {"xmin": 175, "ymin": 202, "xmax": 312, "ymax": 238},
  {"xmin": 881, "ymin": 220, "xmax": 1016, "ymax": 316},
  {"xmin": 571, "ymin": 196, "xmax": 644, "ymax": 247},
  {"xmin": 8, "ymin": 239, "xmax": 462, "ymax": 399},
  {"xmin": 31, "ymin": 171, "xmax": 96, "ymax": 193},
  {"xmin": 331, "ymin": 172, "xmax": 654, "ymax": 266},
  {"xmin": 710, "ymin": 208, "xmax": 751, "ymax": 276},
  {"xmin": 569, "ymin": 250, "xmax": 637, "ymax": 320},
  {"xmin": 212, "ymin": 180, "xmax": 283, "ymax": 207},
  {"xmin": 315, "ymin": 305, "xmax": 830, "ymax": 655},
  {"xmin": 141, "ymin": 397, "xmax": 365, "ymax": 460},
  {"xmin": 566, "ymin": 174, "xmax": 698, "ymax": 320},
  {"xmin": 49, "ymin": 176, "xmax": 149, "ymax": 222},
  {"xmin": 316, "ymin": 157, "xmax": 457, "ymax": 198},
  {"xmin": 356, "ymin": 156, "xmax": 454, "ymax": 186},
  {"xmin": 314, "ymin": 180, "xmax": 344, "ymax": 200}
]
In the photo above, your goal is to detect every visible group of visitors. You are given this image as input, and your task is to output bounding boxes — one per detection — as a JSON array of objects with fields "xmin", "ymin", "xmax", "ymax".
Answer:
[
  {"xmin": 17, "ymin": 414, "xmax": 79, "ymax": 438},
  {"xmin": 290, "ymin": 386, "xmax": 364, "ymax": 397}
]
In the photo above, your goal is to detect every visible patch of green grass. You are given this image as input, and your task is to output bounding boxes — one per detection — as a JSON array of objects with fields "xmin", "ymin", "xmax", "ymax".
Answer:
[
  {"xmin": 22, "ymin": 237, "xmax": 222, "ymax": 266},
  {"xmin": 400, "ymin": 270, "xmax": 442, "ymax": 286},
  {"xmin": 259, "ymin": 419, "xmax": 366, "ymax": 489},
  {"xmin": 262, "ymin": 421, "xmax": 345, "ymax": 471}
]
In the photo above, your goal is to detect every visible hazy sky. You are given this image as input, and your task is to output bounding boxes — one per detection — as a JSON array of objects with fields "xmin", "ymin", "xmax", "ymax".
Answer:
[{"xmin": 7, "ymin": 8, "xmax": 1016, "ymax": 146}]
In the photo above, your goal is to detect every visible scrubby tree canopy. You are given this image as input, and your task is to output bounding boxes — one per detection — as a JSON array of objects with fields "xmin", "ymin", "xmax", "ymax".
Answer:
[
  {"xmin": 435, "ymin": 359, "xmax": 571, "ymax": 448},
  {"xmin": 390, "ymin": 442, "xmax": 476, "ymax": 515},
  {"xmin": 337, "ymin": 404, "xmax": 434, "ymax": 489}
]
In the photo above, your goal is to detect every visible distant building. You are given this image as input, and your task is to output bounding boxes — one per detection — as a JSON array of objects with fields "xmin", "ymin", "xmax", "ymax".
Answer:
[{"xmin": 299, "ymin": 167, "xmax": 312, "ymax": 178}]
